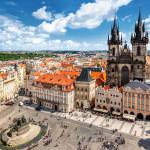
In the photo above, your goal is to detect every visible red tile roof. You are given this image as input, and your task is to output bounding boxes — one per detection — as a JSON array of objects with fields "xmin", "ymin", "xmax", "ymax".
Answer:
[
  {"xmin": 35, "ymin": 74, "xmax": 74, "ymax": 86},
  {"xmin": 61, "ymin": 63, "xmax": 73, "ymax": 68},
  {"xmin": 104, "ymin": 85, "xmax": 110, "ymax": 91},
  {"xmin": 31, "ymin": 72, "xmax": 42, "ymax": 76}
]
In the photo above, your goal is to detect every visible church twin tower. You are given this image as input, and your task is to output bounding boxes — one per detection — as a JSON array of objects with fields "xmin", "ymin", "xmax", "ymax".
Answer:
[{"xmin": 107, "ymin": 12, "xmax": 149, "ymax": 87}]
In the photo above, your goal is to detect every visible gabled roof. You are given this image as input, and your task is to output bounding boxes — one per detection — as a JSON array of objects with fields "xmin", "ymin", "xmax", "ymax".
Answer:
[
  {"xmin": 104, "ymin": 85, "xmax": 110, "ymax": 91},
  {"xmin": 124, "ymin": 80, "xmax": 150, "ymax": 91},
  {"xmin": 76, "ymin": 68, "xmax": 93, "ymax": 82}
]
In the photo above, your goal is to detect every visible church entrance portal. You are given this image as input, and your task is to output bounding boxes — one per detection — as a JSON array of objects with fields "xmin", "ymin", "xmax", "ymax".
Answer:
[{"xmin": 121, "ymin": 66, "xmax": 129, "ymax": 86}]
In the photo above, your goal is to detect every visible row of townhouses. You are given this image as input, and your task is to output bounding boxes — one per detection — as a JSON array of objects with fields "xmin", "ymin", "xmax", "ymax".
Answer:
[
  {"xmin": 0, "ymin": 64, "xmax": 26, "ymax": 103},
  {"xmin": 24, "ymin": 67, "xmax": 150, "ymax": 121}
]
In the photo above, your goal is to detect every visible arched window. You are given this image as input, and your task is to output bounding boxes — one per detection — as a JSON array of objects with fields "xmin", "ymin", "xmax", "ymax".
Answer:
[
  {"xmin": 112, "ymin": 68, "xmax": 114, "ymax": 72},
  {"xmin": 137, "ymin": 46, "xmax": 141, "ymax": 56},
  {"xmin": 112, "ymin": 48, "xmax": 115, "ymax": 56}
]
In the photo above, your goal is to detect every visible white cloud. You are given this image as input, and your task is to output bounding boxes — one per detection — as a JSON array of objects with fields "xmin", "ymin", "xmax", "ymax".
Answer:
[
  {"xmin": 38, "ymin": 16, "xmax": 69, "ymax": 33},
  {"xmin": 122, "ymin": 15, "xmax": 131, "ymax": 21},
  {"xmin": 145, "ymin": 15, "xmax": 150, "ymax": 23},
  {"xmin": 32, "ymin": 6, "xmax": 52, "ymax": 21},
  {"xmin": 120, "ymin": 32, "xmax": 126, "ymax": 38},
  {"xmin": 143, "ymin": 15, "xmax": 150, "ymax": 32},
  {"xmin": 83, "ymin": 42, "xmax": 90, "ymax": 47},
  {"xmin": 6, "ymin": 2, "xmax": 16, "ymax": 6},
  {"xmin": 0, "ymin": 0, "xmax": 133, "ymax": 51},
  {"xmin": 67, "ymin": 0, "xmax": 132, "ymax": 29},
  {"xmin": 32, "ymin": 38, "xmax": 44, "ymax": 44},
  {"xmin": 36, "ymin": 0, "xmax": 132, "ymax": 33}
]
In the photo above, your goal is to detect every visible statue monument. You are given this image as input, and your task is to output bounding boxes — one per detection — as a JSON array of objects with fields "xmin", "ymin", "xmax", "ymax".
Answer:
[{"xmin": 1, "ymin": 116, "xmax": 41, "ymax": 146}]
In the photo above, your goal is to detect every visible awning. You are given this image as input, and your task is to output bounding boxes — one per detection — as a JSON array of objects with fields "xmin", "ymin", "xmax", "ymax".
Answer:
[
  {"xmin": 93, "ymin": 108, "xmax": 108, "ymax": 113},
  {"xmin": 112, "ymin": 111, "xmax": 121, "ymax": 116},
  {"xmin": 123, "ymin": 114, "xmax": 136, "ymax": 120}
]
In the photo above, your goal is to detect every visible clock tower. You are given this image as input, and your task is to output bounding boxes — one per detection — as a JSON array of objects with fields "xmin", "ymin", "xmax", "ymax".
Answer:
[{"xmin": 107, "ymin": 12, "xmax": 149, "ymax": 87}]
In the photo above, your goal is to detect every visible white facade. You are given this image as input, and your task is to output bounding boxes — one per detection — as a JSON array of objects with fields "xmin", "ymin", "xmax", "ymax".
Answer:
[
  {"xmin": 95, "ymin": 85, "xmax": 122, "ymax": 112},
  {"xmin": 32, "ymin": 85, "xmax": 75, "ymax": 113}
]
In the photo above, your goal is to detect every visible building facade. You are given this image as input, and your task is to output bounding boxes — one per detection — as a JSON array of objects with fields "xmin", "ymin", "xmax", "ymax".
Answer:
[
  {"xmin": 75, "ymin": 68, "xmax": 95, "ymax": 109},
  {"xmin": 123, "ymin": 80, "xmax": 150, "ymax": 120},
  {"xmin": 107, "ymin": 13, "xmax": 149, "ymax": 87},
  {"xmin": 0, "ymin": 73, "xmax": 16, "ymax": 102},
  {"xmin": 32, "ymin": 74, "xmax": 75, "ymax": 113},
  {"xmin": 95, "ymin": 85, "xmax": 122, "ymax": 112}
]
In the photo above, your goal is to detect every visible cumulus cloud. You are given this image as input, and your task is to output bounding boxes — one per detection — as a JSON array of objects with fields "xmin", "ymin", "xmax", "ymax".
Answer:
[
  {"xmin": 0, "ymin": 0, "xmax": 133, "ymax": 50},
  {"xmin": 143, "ymin": 15, "xmax": 150, "ymax": 32},
  {"xmin": 120, "ymin": 32, "xmax": 126, "ymax": 38},
  {"xmin": 35, "ymin": 0, "xmax": 132, "ymax": 33},
  {"xmin": 32, "ymin": 6, "xmax": 52, "ymax": 21}
]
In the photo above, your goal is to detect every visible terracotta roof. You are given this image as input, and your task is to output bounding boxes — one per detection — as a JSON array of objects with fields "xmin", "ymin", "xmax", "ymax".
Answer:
[
  {"xmin": 118, "ymin": 86, "xmax": 123, "ymax": 92},
  {"xmin": 42, "ymin": 60, "xmax": 53, "ymax": 63},
  {"xmin": 35, "ymin": 74, "xmax": 74, "ymax": 86},
  {"xmin": 104, "ymin": 85, "xmax": 110, "ymax": 91},
  {"xmin": 32, "ymin": 72, "xmax": 42, "ymax": 76},
  {"xmin": 0, "ymin": 73, "xmax": 7, "ymax": 76},
  {"xmin": 55, "ymin": 71, "xmax": 81, "ymax": 80},
  {"xmin": 55, "ymin": 70, "xmax": 106, "ymax": 84},
  {"xmin": 95, "ymin": 78, "xmax": 104, "ymax": 87},
  {"xmin": 40, "ymin": 64, "xmax": 47, "ymax": 68},
  {"xmin": 61, "ymin": 63, "xmax": 73, "ymax": 68},
  {"xmin": 19, "ymin": 64, "xmax": 25, "ymax": 67},
  {"xmin": 91, "ymin": 72, "xmax": 103, "ymax": 79}
]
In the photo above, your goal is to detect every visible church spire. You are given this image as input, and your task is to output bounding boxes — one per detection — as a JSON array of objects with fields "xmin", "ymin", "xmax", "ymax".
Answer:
[
  {"xmin": 131, "ymin": 11, "xmax": 149, "ymax": 44},
  {"xmin": 108, "ymin": 16, "xmax": 122, "ymax": 45},
  {"xmin": 138, "ymin": 11, "xmax": 142, "ymax": 29}
]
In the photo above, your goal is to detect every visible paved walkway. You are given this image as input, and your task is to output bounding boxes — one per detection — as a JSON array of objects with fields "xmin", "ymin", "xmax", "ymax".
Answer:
[
  {"xmin": 22, "ymin": 100, "xmax": 150, "ymax": 141},
  {"xmin": 49, "ymin": 110, "xmax": 150, "ymax": 140}
]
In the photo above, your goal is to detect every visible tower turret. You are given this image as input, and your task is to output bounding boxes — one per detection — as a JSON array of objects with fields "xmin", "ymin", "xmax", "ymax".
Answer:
[
  {"xmin": 131, "ymin": 12, "xmax": 148, "ymax": 43},
  {"xmin": 108, "ymin": 17, "xmax": 122, "ymax": 45}
]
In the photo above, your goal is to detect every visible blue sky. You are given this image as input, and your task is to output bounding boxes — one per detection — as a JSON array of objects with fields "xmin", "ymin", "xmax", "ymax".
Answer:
[{"xmin": 0, "ymin": 0, "xmax": 150, "ymax": 51}]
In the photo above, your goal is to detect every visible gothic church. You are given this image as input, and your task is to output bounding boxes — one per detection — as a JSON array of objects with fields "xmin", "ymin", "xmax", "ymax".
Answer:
[{"xmin": 106, "ymin": 12, "xmax": 149, "ymax": 87}]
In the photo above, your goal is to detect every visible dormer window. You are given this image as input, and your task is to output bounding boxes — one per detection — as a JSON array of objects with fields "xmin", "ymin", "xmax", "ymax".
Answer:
[
  {"xmin": 71, "ymin": 84, "xmax": 73, "ymax": 89},
  {"xmin": 63, "ymin": 85, "xmax": 66, "ymax": 90}
]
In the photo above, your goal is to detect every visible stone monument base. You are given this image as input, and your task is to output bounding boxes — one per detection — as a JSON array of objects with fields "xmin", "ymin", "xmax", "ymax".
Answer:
[{"xmin": 2, "ymin": 124, "xmax": 41, "ymax": 146}]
